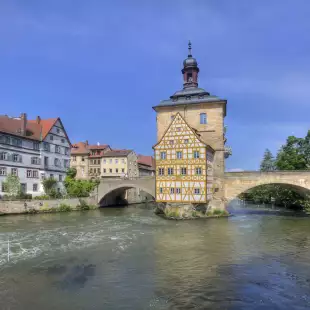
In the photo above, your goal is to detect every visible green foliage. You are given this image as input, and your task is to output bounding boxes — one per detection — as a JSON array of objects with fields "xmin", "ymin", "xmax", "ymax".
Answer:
[
  {"xmin": 34, "ymin": 195, "xmax": 50, "ymax": 200},
  {"xmin": 66, "ymin": 167, "xmax": 77, "ymax": 179},
  {"xmin": 206, "ymin": 209, "xmax": 229, "ymax": 217},
  {"xmin": 76, "ymin": 199, "xmax": 92, "ymax": 210},
  {"xmin": 2, "ymin": 174, "xmax": 21, "ymax": 196},
  {"xmin": 260, "ymin": 149, "xmax": 276, "ymax": 171},
  {"xmin": 58, "ymin": 204, "xmax": 72, "ymax": 212},
  {"xmin": 64, "ymin": 176, "xmax": 99, "ymax": 198},
  {"xmin": 42, "ymin": 177, "xmax": 58, "ymax": 196}
]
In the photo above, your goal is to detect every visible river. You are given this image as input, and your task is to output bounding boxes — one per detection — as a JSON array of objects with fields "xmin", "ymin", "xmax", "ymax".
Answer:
[{"xmin": 1, "ymin": 201, "xmax": 310, "ymax": 309}]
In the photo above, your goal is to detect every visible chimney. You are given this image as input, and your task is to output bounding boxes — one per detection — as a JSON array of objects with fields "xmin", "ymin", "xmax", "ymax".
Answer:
[
  {"xmin": 20, "ymin": 113, "xmax": 27, "ymax": 136},
  {"xmin": 36, "ymin": 116, "xmax": 41, "ymax": 124}
]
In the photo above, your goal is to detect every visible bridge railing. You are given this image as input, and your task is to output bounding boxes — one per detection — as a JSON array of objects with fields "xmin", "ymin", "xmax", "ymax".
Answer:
[{"xmin": 99, "ymin": 176, "xmax": 155, "ymax": 182}]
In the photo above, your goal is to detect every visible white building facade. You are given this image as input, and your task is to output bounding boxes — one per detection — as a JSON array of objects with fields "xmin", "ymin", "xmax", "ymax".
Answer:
[{"xmin": 0, "ymin": 114, "xmax": 71, "ymax": 197}]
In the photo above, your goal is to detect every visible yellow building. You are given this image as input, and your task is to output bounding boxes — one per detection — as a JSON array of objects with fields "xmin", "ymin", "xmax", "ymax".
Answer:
[
  {"xmin": 154, "ymin": 113, "xmax": 214, "ymax": 203},
  {"xmin": 153, "ymin": 42, "xmax": 230, "ymax": 208}
]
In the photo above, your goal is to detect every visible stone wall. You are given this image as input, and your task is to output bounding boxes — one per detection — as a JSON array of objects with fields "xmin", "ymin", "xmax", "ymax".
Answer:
[{"xmin": 0, "ymin": 196, "xmax": 97, "ymax": 215}]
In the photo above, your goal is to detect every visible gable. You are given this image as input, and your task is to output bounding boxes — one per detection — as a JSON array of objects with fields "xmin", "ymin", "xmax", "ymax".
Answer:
[{"xmin": 153, "ymin": 113, "xmax": 206, "ymax": 150}]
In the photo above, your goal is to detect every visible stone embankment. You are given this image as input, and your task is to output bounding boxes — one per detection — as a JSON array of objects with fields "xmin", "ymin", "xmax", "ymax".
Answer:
[
  {"xmin": 0, "ymin": 197, "xmax": 97, "ymax": 215},
  {"xmin": 155, "ymin": 202, "xmax": 229, "ymax": 220}
]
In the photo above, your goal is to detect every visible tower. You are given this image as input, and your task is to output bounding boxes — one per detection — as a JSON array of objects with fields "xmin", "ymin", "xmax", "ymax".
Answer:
[{"xmin": 153, "ymin": 42, "xmax": 230, "ymax": 210}]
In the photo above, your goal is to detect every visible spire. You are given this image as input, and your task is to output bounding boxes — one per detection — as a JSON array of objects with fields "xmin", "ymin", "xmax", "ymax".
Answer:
[{"xmin": 188, "ymin": 40, "xmax": 192, "ymax": 57}]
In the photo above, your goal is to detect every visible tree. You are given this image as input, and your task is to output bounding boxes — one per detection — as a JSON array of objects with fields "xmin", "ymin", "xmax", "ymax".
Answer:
[
  {"xmin": 66, "ymin": 167, "xmax": 77, "ymax": 179},
  {"xmin": 2, "ymin": 174, "xmax": 21, "ymax": 196},
  {"xmin": 42, "ymin": 177, "xmax": 57, "ymax": 196},
  {"xmin": 260, "ymin": 149, "xmax": 276, "ymax": 171},
  {"xmin": 276, "ymin": 135, "xmax": 307, "ymax": 170}
]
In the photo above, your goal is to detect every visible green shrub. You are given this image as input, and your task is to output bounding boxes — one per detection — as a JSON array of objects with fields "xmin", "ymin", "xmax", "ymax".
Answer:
[
  {"xmin": 58, "ymin": 204, "xmax": 72, "ymax": 212},
  {"xmin": 34, "ymin": 195, "xmax": 50, "ymax": 200},
  {"xmin": 206, "ymin": 209, "xmax": 229, "ymax": 217},
  {"xmin": 77, "ymin": 199, "xmax": 90, "ymax": 210}
]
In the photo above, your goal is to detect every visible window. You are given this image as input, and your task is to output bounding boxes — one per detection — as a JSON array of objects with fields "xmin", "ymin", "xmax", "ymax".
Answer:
[
  {"xmin": 54, "ymin": 158, "xmax": 61, "ymax": 167},
  {"xmin": 97, "ymin": 168, "xmax": 100, "ymax": 173},
  {"xmin": 12, "ymin": 138, "xmax": 22, "ymax": 147},
  {"xmin": 167, "ymin": 168, "xmax": 174, "ymax": 175},
  {"xmin": 65, "ymin": 147, "xmax": 69, "ymax": 155},
  {"xmin": 81, "ymin": 157, "xmax": 85, "ymax": 162},
  {"xmin": 200, "ymin": 113, "xmax": 207, "ymax": 124},
  {"xmin": 0, "ymin": 167, "xmax": 7, "ymax": 176},
  {"xmin": 187, "ymin": 72, "xmax": 192, "ymax": 82},
  {"xmin": 33, "ymin": 184, "xmax": 38, "ymax": 192},
  {"xmin": 158, "ymin": 168, "xmax": 165, "ymax": 176},
  {"xmin": 196, "ymin": 167, "xmax": 202, "ymax": 175},
  {"xmin": 160, "ymin": 152, "xmax": 166, "ymax": 160},
  {"xmin": 50, "ymin": 135, "xmax": 53, "ymax": 141},
  {"xmin": 122, "ymin": 159, "xmax": 125, "ymax": 164},
  {"xmin": 103, "ymin": 159, "xmax": 106, "ymax": 164},
  {"xmin": 177, "ymin": 127, "xmax": 181, "ymax": 132},
  {"xmin": 11, "ymin": 168, "xmax": 18, "ymax": 176},
  {"xmin": 181, "ymin": 167, "xmax": 187, "ymax": 175},
  {"xmin": 90, "ymin": 168, "xmax": 93, "ymax": 173},
  {"xmin": 159, "ymin": 188, "xmax": 163, "ymax": 194},
  {"xmin": 43, "ymin": 142, "xmax": 50, "ymax": 151},
  {"xmin": 103, "ymin": 169, "xmax": 106, "ymax": 173},
  {"xmin": 50, "ymin": 174, "xmax": 54, "ymax": 179},
  {"xmin": 116, "ymin": 168, "xmax": 119, "ymax": 173},
  {"xmin": 122, "ymin": 168, "xmax": 125, "ymax": 173},
  {"xmin": 33, "ymin": 142, "xmax": 40, "ymax": 150},
  {"xmin": 109, "ymin": 159, "xmax": 112, "ymax": 164},
  {"xmin": 31, "ymin": 157, "xmax": 40, "ymax": 165},
  {"xmin": 176, "ymin": 188, "xmax": 181, "ymax": 194},
  {"xmin": 194, "ymin": 188, "xmax": 200, "ymax": 194},
  {"xmin": 27, "ymin": 170, "xmax": 32, "ymax": 178},
  {"xmin": 176, "ymin": 151, "xmax": 182, "ymax": 159},
  {"xmin": 13, "ymin": 154, "xmax": 21, "ymax": 162},
  {"xmin": 33, "ymin": 171, "xmax": 38, "ymax": 178},
  {"xmin": 57, "ymin": 128, "xmax": 60, "ymax": 134},
  {"xmin": 41, "ymin": 173, "xmax": 45, "ymax": 180},
  {"xmin": 184, "ymin": 139, "xmax": 189, "ymax": 144},
  {"xmin": 194, "ymin": 151, "xmax": 200, "ymax": 159},
  {"xmin": 59, "ymin": 175, "xmax": 63, "ymax": 182},
  {"xmin": 64, "ymin": 159, "xmax": 69, "ymax": 168},
  {"xmin": 109, "ymin": 169, "xmax": 112, "ymax": 173},
  {"xmin": 61, "ymin": 138, "xmax": 65, "ymax": 143},
  {"xmin": 72, "ymin": 156, "xmax": 76, "ymax": 161},
  {"xmin": 169, "ymin": 140, "xmax": 174, "ymax": 145},
  {"xmin": 55, "ymin": 145, "xmax": 61, "ymax": 153},
  {"xmin": 0, "ymin": 152, "xmax": 7, "ymax": 160},
  {"xmin": 170, "ymin": 188, "xmax": 175, "ymax": 194}
]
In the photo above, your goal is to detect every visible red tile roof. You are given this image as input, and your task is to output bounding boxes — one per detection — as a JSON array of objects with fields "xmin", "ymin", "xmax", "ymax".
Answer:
[
  {"xmin": 0, "ymin": 114, "xmax": 68, "ymax": 142},
  {"xmin": 71, "ymin": 142, "xmax": 110, "ymax": 155},
  {"xmin": 137, "ymin": 155, "xmax": 155, "ymax": 169},
  {"xmin": 102, "ymin": 149, "xmax": 132, "ymax": 157}
]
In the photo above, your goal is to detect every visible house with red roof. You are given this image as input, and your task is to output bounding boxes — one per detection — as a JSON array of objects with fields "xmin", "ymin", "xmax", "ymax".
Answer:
[{"xmin": 0, "ymin": 113, "xmax": 71, "ymax": 196}]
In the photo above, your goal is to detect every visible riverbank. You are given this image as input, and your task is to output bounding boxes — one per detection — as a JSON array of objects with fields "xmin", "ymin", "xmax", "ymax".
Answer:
[{"xmin": 0, "ymin": 197, "xmax": 97, "ymax": 215}]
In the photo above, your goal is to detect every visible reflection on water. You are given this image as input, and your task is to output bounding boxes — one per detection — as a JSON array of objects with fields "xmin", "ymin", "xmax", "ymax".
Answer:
[{"xmin": 1, "ymin": 202, "xmax": 310, "ymax": 309}]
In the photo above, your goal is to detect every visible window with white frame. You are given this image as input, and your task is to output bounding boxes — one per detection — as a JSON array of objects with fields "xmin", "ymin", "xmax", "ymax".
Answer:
[
  {"xmin": 0, "ymin": 167, "xmax": 7, "ymax": 176},
  {"xmin": 33, "ymin": 184, "xmax": 38, "ymax": 192},
  {"xmin": 31, "ymin": 157, "xmax": 40, "ymax": 165},
  {"xmin": 160, "ymin": 152, "xmax": 166, "ymax": 160},
  {"xmin": 200, "ymin": 113, "xmax": 207, "ymax": 124},
  {"xmin": 176, "ymin": 188, "xmax": 181, "ymax": 194},
  {"xmin": 27, "ymin": 170, "xmax": 32, "ymax": 178},
  {"xmin": 54, "ymin": 158, "xmax": 61, "ymax": 167},
  {"xmin": 43, "ymin": 142, "xmax": 50, "ymax": 151},
  {"xmin": 65, "ymin": 147, "xmax": 69, "ymax": 155},
  {"xmin": 194, "ymin": 151, "xmax": 200, "ymax": 159},
  {"xmin": 109, "ymin": 159, "xmax": 112, "ymax": 164},
  {"xmin": 0, "ymin": 152, "xmax": 8, "ymax": 160},
  {"xmin": 13, "ymin": 154, "xmax": 21, "ymax": 162},
  {"xmin": 158, "ymin": 168, "xmax": 165, "ymax": 176},
  {"xmin": 176, "ymin": 151, "xmax": 182, "ymax": 159},
  {"xmin": 11, "ymin": 168, "xmax": 18, "ymax": 176},
  {"xmin": 181, "ymin": 167, "xmax": 187, "ymax": 175},
  {"xmin": 55, "ymin": 145, "xmax": 61, "ymax": 153},
  {"xmin": 115, "ymin": 159, "xmax": 118, "ymax": 164},
  {"xmin": 33, "ymin": 142, "xmax": 40, "ymax": 150},
  {"xmin": 167, "ymin": 168, "xmax": 174, "ymax": 175},
  {"xmin": 103, "ymin": 159, "xmax": 106, "ymax": 164},
  {"xmin": 195, "ymin": 167, "xmax": 202, "ymax": 175}
]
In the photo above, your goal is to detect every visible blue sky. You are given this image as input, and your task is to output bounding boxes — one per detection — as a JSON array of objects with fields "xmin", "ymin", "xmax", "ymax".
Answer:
[{"xmin": 0, "ymin": 0, "xmax": 309, "ymax": 171}]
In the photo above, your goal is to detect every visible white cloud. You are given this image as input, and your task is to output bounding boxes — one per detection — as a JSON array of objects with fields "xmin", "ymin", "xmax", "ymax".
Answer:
[{"xmin": 226, "ymin": 168, "xmax": 244, "ymax": 172}]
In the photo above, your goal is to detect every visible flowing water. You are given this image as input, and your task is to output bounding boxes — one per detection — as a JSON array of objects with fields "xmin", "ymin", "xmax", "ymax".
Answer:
[{"xmin": 1, "ymin": 201, "xmax": 310, "ymax": 309}]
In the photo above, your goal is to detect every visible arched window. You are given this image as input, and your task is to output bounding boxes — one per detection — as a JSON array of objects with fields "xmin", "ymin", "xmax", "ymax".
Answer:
[{"xmin": 200, "ymin": 113, "xmax": 207, "ymax": 124}]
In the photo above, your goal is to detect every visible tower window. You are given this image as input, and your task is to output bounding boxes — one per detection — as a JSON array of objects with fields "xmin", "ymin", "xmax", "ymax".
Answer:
[
  {"xmin": 187, "ymin": 72, "xmax": 193, "ymax": 82},
  {"xmin": 200, "ymin": 113, "xmax": 207, "ymax": 124}
]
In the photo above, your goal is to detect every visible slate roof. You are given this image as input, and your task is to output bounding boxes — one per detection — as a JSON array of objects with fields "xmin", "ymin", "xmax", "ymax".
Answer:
[{"xmin": 102, "ymin": 149, "xmax": 132, "ymax": 157}]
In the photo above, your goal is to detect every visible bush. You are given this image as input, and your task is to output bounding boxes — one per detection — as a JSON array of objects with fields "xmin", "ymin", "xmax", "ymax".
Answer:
[
  {"xmin": 77, "ymin": 199, "xmax": 90, "ymax": 210},
  {"xmin": 58, "ymin": 204, "xmax": 72, "ymax": 212},
  {"xmin": 207, "ymin": 209, "xmax": 229, "ymax": 217},
  {"xmin": 34, "ymin": 195, "xmax": 50, "ymax": 200},
  {"xmin": 42, "ymin": 177, "xmax": 57, "ymax": 196}
]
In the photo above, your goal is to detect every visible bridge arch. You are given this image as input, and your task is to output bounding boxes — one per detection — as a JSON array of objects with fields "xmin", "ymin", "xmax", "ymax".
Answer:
[
  {"xmin": 97, "ymin": 177, "xmax": 155, "ymax": 207},
  {"xmin": 224, "ymin": 171, "xmax": 310, "ymax": 204}
]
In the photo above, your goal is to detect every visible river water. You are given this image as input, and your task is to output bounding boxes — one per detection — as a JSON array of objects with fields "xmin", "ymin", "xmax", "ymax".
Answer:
[{"xmin": 1, "ymin": 202, "xmax": 310, "ymax": 309}]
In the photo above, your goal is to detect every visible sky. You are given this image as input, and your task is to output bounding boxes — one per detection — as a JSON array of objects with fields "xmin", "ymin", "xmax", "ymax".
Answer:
[{"xmin": 0, "ymin": 0, "xmax": 309, "ymax": 171}]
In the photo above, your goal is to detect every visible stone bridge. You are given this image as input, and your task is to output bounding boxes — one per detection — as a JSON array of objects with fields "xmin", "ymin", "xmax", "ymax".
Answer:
[
  {"xmin": 97, "ymin": 177, "xmax": 156, "ymax": 205},
  {"xmin": 96, "ymin": 171, "xmax": 310, "ymax": 206},
  {"xmin": 224, "ymin": 170, "xmax": 310, "ymax": 202}
]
